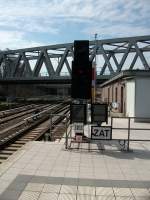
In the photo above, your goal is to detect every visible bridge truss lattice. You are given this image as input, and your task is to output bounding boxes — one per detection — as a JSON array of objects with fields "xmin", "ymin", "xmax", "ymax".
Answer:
[{"xmin": 0, "ymin": 35, "xmax": 150, "ymax": 80}]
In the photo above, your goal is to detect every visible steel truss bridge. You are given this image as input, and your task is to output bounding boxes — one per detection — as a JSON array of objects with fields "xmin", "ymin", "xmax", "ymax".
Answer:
[{"xmin": 0, "ymin": 35, "xmax": 150, "ymax": 83}]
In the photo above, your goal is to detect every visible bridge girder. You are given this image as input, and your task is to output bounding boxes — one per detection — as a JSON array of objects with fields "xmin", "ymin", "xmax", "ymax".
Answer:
[{"xmin": 0, "ymin": 35, "xmax": 150, "ymax": 80}]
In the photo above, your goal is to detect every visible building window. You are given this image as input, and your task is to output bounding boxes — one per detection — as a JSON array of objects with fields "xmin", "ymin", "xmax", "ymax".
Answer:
[{"xmin": 115, "ymin": 87, "xmax": 118, "ymax": 102}]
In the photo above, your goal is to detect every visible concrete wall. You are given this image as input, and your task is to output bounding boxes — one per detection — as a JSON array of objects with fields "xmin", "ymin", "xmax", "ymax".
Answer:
[
  {"xmin": 126, "ymin": 80, "xmax": 135, "ymax": 117},
  {"xmin": 135, "ymin": 77, "xmax": 150, "ymax": 119},
  {"xmin": 0, "ymin": 84, "xmax": 70, "ymax": 99}
]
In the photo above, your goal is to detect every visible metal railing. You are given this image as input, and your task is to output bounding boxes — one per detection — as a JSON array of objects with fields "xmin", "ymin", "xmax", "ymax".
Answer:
[
  {"xmin": 49, "ymin": 113, "xmax": 70, "ymax": 144},
  {"xmin": 65, "ymin": 116, "xmax": 150, "ymax": 151},
  {"xmin": 111, "ymin": 116, "xmax": 150, "ymax": 151}
]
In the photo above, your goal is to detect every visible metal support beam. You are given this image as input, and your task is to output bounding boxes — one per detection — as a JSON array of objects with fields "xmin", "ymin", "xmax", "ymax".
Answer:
[
  {"xmin": 12, "ymin": 55, "xmax": 22, "ymax": 77},
  {"xmin": 0, "ymin": 55, "xmax": 3, "ymax": 66},
  {"xmin": 43, "ymin": 50, "xmax": 55, "ymax": 76},
  {"xmin": 33, "ymin": 51, "xmax": 44, "ymax": 77},
  {"xmin": 117, "ymin": 43, "xmax": 132, "ymax": 72},
  {"xmin": 133, "ymin": 42, "xmax": 149, "ymax": 70},
  {"xmin": 89, "ymin": 45, "xmax": 98, "ymax": 62},
  {"xmin": 55, "ymin": 47, "xmax": 69, "ymax": 76},
  {"xmin": 22, "ymin": 52, "xmax": 32, "ymax": 77},
  {"xmin": 100, "ymin": 45, "xmax": 114, "ymax": 74},
  {"xmin": 129, "ymin": 53, "xmax": 138, "ymax": 70},
  {"xmin": 65, "ymin": 59, "xmax": 72, "ymax": 76},
  {"xmin": 112, "ymin": 53, "xmax": 119, "ymax": 69},
  {"xmin": 100, "ymin": 54, "xmax": 112, "ymax": 75}
]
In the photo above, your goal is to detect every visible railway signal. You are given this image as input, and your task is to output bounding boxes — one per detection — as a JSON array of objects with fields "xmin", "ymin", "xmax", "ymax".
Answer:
[
  {"xmin": 70, "ymin": 40, "xmax": 108, "ymax": 145},
  {"xmin": 71, "ymin": 40, "xmax": 92, "ymax": 99}
]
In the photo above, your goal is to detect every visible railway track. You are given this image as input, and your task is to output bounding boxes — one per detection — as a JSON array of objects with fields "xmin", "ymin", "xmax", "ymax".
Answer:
[
  {"xmin": 0, "ymin": 104, "xmax": 50, "ymax": 131},
  {"xmin": 0, "ymin": 103, "xmax": 69, "ymax": 164},
  {"xmin": 0, "ymin": 104, "xmax": 36, "ymax": 118}
]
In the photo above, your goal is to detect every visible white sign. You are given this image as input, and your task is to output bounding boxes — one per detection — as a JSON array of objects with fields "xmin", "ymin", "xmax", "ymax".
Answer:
[
  {"xmin": 74, "ymin": 123, "xmax": 84, "ymax": 133},
  {"xmin": 91, "ymin": 126, "xmax": 112, "ymax": 140}
]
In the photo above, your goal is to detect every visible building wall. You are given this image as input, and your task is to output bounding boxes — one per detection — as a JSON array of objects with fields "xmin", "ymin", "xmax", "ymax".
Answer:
[
  {"xmin": 126, "ymin": 80, "xmax": 135, "ymax": 117},
  {"xmin": 101, "ymin": 81, "xmax": 126, "ymax": 113},
  {"xmin": 135, "ymin": 77, "xmax": 150, "ymax": 119},
  {"xmin": 101, "ymin": 74, "xmax": 150, "ymax": 120}
]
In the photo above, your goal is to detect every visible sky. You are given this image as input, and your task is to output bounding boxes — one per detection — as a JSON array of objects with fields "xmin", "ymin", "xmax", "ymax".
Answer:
[{"xmin": 0, "ymin": 0, "xmax": 150, "ymax": 50}]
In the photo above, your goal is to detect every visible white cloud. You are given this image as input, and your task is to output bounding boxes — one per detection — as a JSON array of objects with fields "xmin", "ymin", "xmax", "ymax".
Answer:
[
  {"xmin": 0, "ymin": 0, "xmax": 149, "ymax": 24},
  {"xmin": 0, "ymin": 0, "xmax": 149, "ymax": 49},
  {"xmin": 0, "ymin": 30, "xmax": 43, "ymax": 50},
  {"xmin": 84, "ymin": 24, "xmax": 150, "ymax": 39}
]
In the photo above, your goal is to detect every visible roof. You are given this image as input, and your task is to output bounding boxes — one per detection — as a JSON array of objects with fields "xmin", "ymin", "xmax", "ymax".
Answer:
[{"xmin": 100, "ymin": 70, "xmax": 150, "ymax": 87}]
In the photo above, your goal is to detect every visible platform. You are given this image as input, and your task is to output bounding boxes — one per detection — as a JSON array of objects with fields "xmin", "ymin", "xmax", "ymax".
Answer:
[{"xmin": 0, "ymin": 138, "xmax": 150, "ymax": 200}]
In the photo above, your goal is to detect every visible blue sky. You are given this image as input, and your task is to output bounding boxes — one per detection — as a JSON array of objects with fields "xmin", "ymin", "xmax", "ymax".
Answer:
[{"xmin": 0, "ymin": 0, "xmax": 150, "ymax": 50}]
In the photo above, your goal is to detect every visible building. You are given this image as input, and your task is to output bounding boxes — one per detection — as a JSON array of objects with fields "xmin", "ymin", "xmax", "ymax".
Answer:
[{"xmin": 100, "ymin": 70, "xmax": 150, "ymax": 120}]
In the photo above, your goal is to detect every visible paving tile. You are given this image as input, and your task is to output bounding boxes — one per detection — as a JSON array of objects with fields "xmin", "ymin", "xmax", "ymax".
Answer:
[
  {"xmin": 77, "ymin": 194, "xmax": 96, "ymax": 200},
  {"xmin": 0, "ymin": 179, "xmax": 11, "ymax": 189},
  {"xmin": 22, "ymin": 171, "xmax": 36, "ymax": 176},
  {"xmin": 60, "ymin": 185, "xmax": 77, "ymax": 194},
  {"xmin": 42, "ymin": 184, "xmax": 61, "ymax": 193},
  {"xmin": 7, "ymin": 182, "xmax": 27, "ymax": 191},
  {"xmin": 38, "ymin": 192, "xmax": 59, "ymax": 200},
  {"xmin": 25, "ymin": 183, "xmax": 44, "ymax": 192},
  {"xmin": 96, "ymin": 196, "xmax": 116, "ymax": 200},
  {"xmin": 65, "ymin": 171, "xmax": 79, "ymax": 178},
  {"xmin": 79, "ymin": 173, "xmax": 95, "ymax": 179},
  {"xmin": 18, "ymin": 191, "xmax": 40, "ymax": 200},
  {"xmin": 96, "ymin": 187, "xmax": 114, "ymax": 196},
  {"xmin": 0, "ymin": 189, "xmax": 22, "ymax": 200},
  {"xmin": 0, "ymin": 187, "xmax": 7, "ymax": 195},
  {"xmin": 78, "ymin": 186, "xmax": 95, "ymax": 195},
  {"xmin": 15, "ymin": 175, "xmax": 33, "ymax": 183},
  {"xmin": 131, "ymin": 188, "xmax": 150, "ymax": 197},
  {"xmin": 0, "ymin": 173, "xmax": 18, "ymax": 181},
  {"xmin": 6, "ymin": 167, "xmax": 22, "ymax": 174},
  {"xmin": 63, "ymin": 177, "xmax": 78, "ymax": 186},
  {"xmin": 115, "ymin": 197, "xmax": 135, "ymax": 200},
  {"xmin": 134, "ymin": 197, "xmax": 150, "ymax": 200},
  {"xmin": 30, "ymin": 176, "xmax": 47, "ymax": 184},
  {"xmin": 58, "ymin": 193, "xmax": 76, "ymax": 200},
  {"xmin": 113, "ymin": 188, "xmax": 133, "ymax": 197},
  {"xmin": 50, "ymin": 171, "xmax": 65, "ymax": 177},
  {"xmin": 35, "ymin": 170, "xmax": 50, "ymax": 176},
  {"xmin": 1, "ymin": 139, "xmax": 150, "ymax": 200}
]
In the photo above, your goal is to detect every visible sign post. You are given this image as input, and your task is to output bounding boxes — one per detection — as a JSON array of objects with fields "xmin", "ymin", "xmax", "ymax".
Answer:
[{"xmin": 74, "ymin": 123, "xmax": 84, "ymax": 143}]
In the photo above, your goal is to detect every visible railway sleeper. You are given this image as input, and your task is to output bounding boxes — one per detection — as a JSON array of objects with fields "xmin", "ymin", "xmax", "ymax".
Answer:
[
  {"xmin": 5, "ymin": 147, "xmax": 18, "ymax": 151},
  {"xmin": 0, "ymin": 150, "xmax": 14, "ymax": 155},
  {"xmin": 22, "ymin": 136, "xmax": 35, "ymax": 139},
  {"xmin": 14, "ymin": 140, "xmax": 26, "ymax": 145},
  {"xmin": 18, "ymin": 138, "xmax": 31, "ymax": 141},
  {"xmin": 23, "ymin": 136, "xmax": 35, "ymax": 139},
  {"xmin": 27, "ymin": 133, "xmax": 39, "ymax": 138},
  {"xmin": 0, "ymin": 154, "xmax": 8, "ymax": 159},
  {"xmin": 25, "ymin": 133, "xmax": 38, "ymax": 136},
  {"xmin": 9, "ymin": 144, "xmax": 22, "ymax": 148},
  {"xmin": 22, "ymin": 137, "xmax": 37, "ymax": 140}
]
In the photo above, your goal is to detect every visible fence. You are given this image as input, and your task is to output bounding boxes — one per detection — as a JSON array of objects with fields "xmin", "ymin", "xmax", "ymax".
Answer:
[
  {"xmin": 66, "ymin": 117, "xmax": 150, "ymax": 151},
  {"xmin": 111, "ymin": 116, "xmax": 150, "ymax": 151}
]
